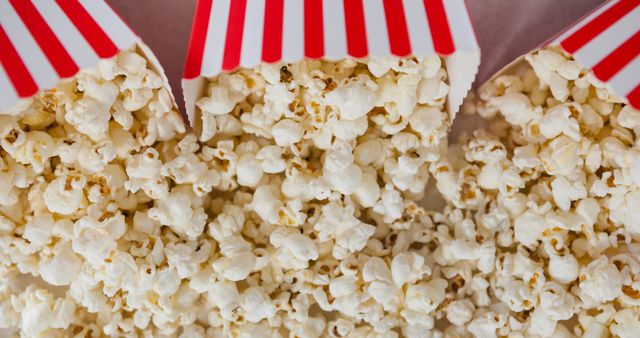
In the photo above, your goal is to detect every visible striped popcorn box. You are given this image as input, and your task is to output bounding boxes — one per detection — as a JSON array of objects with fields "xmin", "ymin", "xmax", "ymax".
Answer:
[
  {"xmin": 481, "ymin": 0, "xmax": 639, "ymax": 110},
  {"xmin": 182, "ymin": 0, "xmax": 481, "ymax": 135},
  {"xmin": 0, "ymin": 0, "xmax": 187, "ymax": 160},
  {"xmin": 0, "ymin": 0, "xmax": 177, "ymax": 114}
]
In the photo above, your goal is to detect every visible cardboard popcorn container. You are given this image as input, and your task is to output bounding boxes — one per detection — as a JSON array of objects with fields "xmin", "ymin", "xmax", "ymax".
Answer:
[
  {"xmin": 480, "ymin": 0, "xmax": 639, "ymax": 110},
  {"xmin": 0, "ymin": 0, "xmax": 176, "ymax": 112},
  {"xmin": 182, "ymin": 0, "xmax": 481, "ymax": 135}
]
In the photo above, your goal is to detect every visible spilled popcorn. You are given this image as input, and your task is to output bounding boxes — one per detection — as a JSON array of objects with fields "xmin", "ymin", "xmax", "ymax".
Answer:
[
  {"xmin": 1, "ymin": 45, "xmax": 639, "ymax": 338},
  {"xmin": 431, "ymin": 46, "xmax": 640, "ymax": 337}
]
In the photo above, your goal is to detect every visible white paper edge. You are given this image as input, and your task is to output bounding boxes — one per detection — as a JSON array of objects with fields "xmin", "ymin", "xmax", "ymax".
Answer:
[
  {"xmin": 182, "ymin": 77, "xmax": 205, "ymax": 128},
  {"xmin": 445, "ymin": 50, "xmax": 481, "ymax": 120}
]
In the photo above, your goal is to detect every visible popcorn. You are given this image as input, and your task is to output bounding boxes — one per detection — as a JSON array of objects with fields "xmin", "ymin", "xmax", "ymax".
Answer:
[
  {"xmin": 539, "ymin": 135, "xmax": 580, "ymax": 175},
  {"xmin": 408, "ymin": 106, "xmax": 447, "ymax": 146},
  {"xmin": 256, "ymin": 145, "xmax": 287, "ymax": 173},
  {"xmin": 539, "ymin": 104, "xmax": 581, "ymax": 141},
  {"xmin": 579, "ymin": 256, "xmax": 622, "ymax": 303},
  {"xmin": 403, "ymin": 278, "xmax": 447, "ymax": 314},
  {"xmin": 373, "ymin": 185, "xmax": 404, "ymax": 223},
  {"xmin": 314, "ymin": 202, "xmax": 375, "ymax": 259},
  {"xmin": 12, "ymin": 131, "xmax": 56, "ymax": 173},
  {"xmin": 43, "ymin": 173, "xmax": 86, "ymax": 215},
  {"xmin": 617, "ymin": 105, "xmax": 640, "ymax": 129},
  {"xmin": 212, "ymin": 251, "xmax": 256, "ymax": 281},
  {"xmin": 125, "ymin": 147, "xmax": 168, "ymax": 199},
  {"xmin": 391, "ymin": 252, "xmax": 428, "ymax": 287},
  {"xmin": 148, "ymin": 189, "xmax": 207, "ymax": 239},
  {"xmin": 4, "ymin": 41, "xmax": 638, "ymax": 337},
  {"xmin": 249, "ymin": 185, "xmax": 284, "ymax": 224},
  {"xmin": 351, "ymin": 172, "xmax": 380, "ymax": 209},
  {"xmin": 611, "ymin": 309, "xmax": 640, "ymax": 338},
  {"xmin": 446, "ymin": 299, "xmax": 474, "ymax": 326},
  {"xmin": 279, "ymin": 233, "xmax": 319, "ymax": 263},
  {"xmin": 324, "ymin": 74, "xmax": 377, "ymax": 120},
  {"xmin": 18, "ymin": 287, "xmax": 76, "ymax": 337},
  {"xmin": 22, "ymin": 213, "xmax": 55, "ymax": 247},
  {"xmin": 240, "ymin": 287, "xmax": 277, "ymax": 323},
  {"xmin": 421, "ymin": 45, "xmax": 639, "ymax": 338},
  {"xmin": 236, "ymin": 152, "xmax": 264, "ymax": 187},
  {"xmin": 271, "ymin": 119, "xmax": 304, "ymax": 147}
]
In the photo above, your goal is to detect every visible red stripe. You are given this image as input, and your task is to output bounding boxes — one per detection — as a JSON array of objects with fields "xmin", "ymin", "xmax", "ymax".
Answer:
[
  {"xmin": 0, "ymin": 26, "xmax": 38, "ymax": 98},
  {"xmin": 262, "ymin": 0, "xmax": 284, "ymax": 63},
  {"xmin": 561, "ymin": 0, "xmax": 639, "ymax": 54},
  {"xmin": 423, "ymin": 0, "xmax": 455, "ymax": 55},
  {"xmin": 55, "ymin": 0, "xmax": 118, "ymax": 58},
  {"xmin": 628, "ymin": 84, "xmax": 640, "ymax": 110},
  {"xmin": 382, "ymin": 0, "xmax": 411, "ymax": 57},
  {"xmin": 343, "ymin": 0, "xmax": 368, "ymax": 58},
  {"xmin": 184, "ymin": 0, "xmax": 213, "ymax": 79},
  {"xmin": 304, "ymin": 0, "xmax": 324, "ymax": 58},
  {"xmin": 591, "ymin": 30, "xmax": 640, "ymax": 82},
  {"xmin": 222, "ymin": 0, "xmax": 247, "ymax": 71},
  {"xmin": 10, "ymin": 0, "xmax": 78, "ymax": 78}
]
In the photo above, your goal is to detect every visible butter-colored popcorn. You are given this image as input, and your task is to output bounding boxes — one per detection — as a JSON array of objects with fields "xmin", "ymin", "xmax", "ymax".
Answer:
[
  {"xmin": 43, "ymin": 173, "xmax": 86, "ymax": 215},
  {"xmin": 17, "ymin": 287, "xmax": 76, "ymax": 337},
  {"xmin": 22, "ymin": 213, "xmax": 54, "ymax": 247},
  {"xmin": 249, "ymin": 184, "xmax": 284, "ymax": 225},
  {"xmin": 403, "ymin": 278, "xmax": 447, "ymax": 314},
  {"xmin": 373, "ymin": 185, "xmax": 404, "ymax": 223},
  {"xmin": 579, "ymin": 256, "xmax": 622, "ymax": 303},
  {"xmin": 324, "ymin": 74, "xmax": 377, "ymax": 121},
  {"xmin": 610, "ymin": 309, "xmax": 640, "ymax": 338},
  {"xmin": 419, "ymin": 45, "xmax": 639, "ymax": 337},
  {"xmin": 271, "ymin": 119, "xmax": 304, "ymax": 147},
  {"xmin": 446, "ymin": 299, "xmax": 474, "ymax": 326},
  {"xmin": 12, "ymin": 131, "xmax": 56, "ymax": 173},
  {"xmin": 278, "ymin": 232, "xmax": 319, "ymax": 264},
  {"xmin": 212, "ymin": 251, "xmax": 256, "ymax": 281},
  {"xmin": 390, "ymin": 252, "xmax": 428, "ymax": 287},
  {"xmin": 240, "ymin": 287, "xmax": 277, "ymax": 323},
  {"xmin": 6, "ymin": 41, "xmax": 640, "ymax": 337},
  {"xmin": 148, "ymin": 188, "xmax": 207, "ymax": 239},
  {"xmin": 124, "ymin": 147, "xmax": 168, "ymax": 199},
  {"xmin": 65, "ymin": 86, "xmax": 116, "ymax": 141}
]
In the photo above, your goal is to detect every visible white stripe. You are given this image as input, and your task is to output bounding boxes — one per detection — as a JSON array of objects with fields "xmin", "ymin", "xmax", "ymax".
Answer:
[
  {"xmin": 402, "ymin": 0, "xmax": 433, "ymax": 56},
  {"xmin": 282, "ymin": 0, "xmax": 303, "ymax": 62},
  {"xmin": 79, "ymin": 0, "xmax": 137, "ymax": 50},
  {"xmin": 572, "ymin": 6, "xmax": 640, "ymax": 68},
  {"xmin": 0, "ymin": 1, "xmax": 58, "ymax": 91},
  {"xmin": 240, "ymin": 0, "xmax": 265, "ymax": 68},
  {"xmin": 607, "ymin": 56, "xmax": 640, "ymax": 97},
  {"xmin": 555, "ymin": 0, "xmax": 621, "ymax": 43},
  {"xmin": 32, "ymin": 0, "xmax": 99, "ymax": 70},
  {"xmin": 323, "ymin": 0, "xmax": 347, "ymax": 60},
  {"xmin": 362, "ymin": 0, "xmax": 390, "ymax": 57},
  {"xmin": 0, "ymin": 64, "xmax": 18, "ymax": 111},
  {"xmin": 240, "ymin": 0, "xmax": 265, "ymax": 69},
  {"xmin": 201, "ymin": 0, "xmax": 231, "ymax": 77},
  {"xmin": 442, "ymin": 0, "xmax": 478, "ymax": 52}
]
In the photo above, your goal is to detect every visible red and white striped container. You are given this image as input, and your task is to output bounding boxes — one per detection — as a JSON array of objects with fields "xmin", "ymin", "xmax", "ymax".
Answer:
[
  {"xmin": 485, "ymin": 0, "xmax": 640, "ymax": 109},
  {"xmin": 182, "ymin": 0, "xmax": 481, "ymax": 127},
  {"xmin": 0, "ymin": 0, "xmax": 173, "ymax": 112}
]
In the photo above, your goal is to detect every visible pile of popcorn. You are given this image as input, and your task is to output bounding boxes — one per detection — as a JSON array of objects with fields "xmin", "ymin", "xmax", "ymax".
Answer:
[
  {"xmin": 430, "ymin": 46, "xmax": 640, "ymax": 337},
  {"xmin": 1, "ymin": 43, "xmax": 639, "ymax": 338}
]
